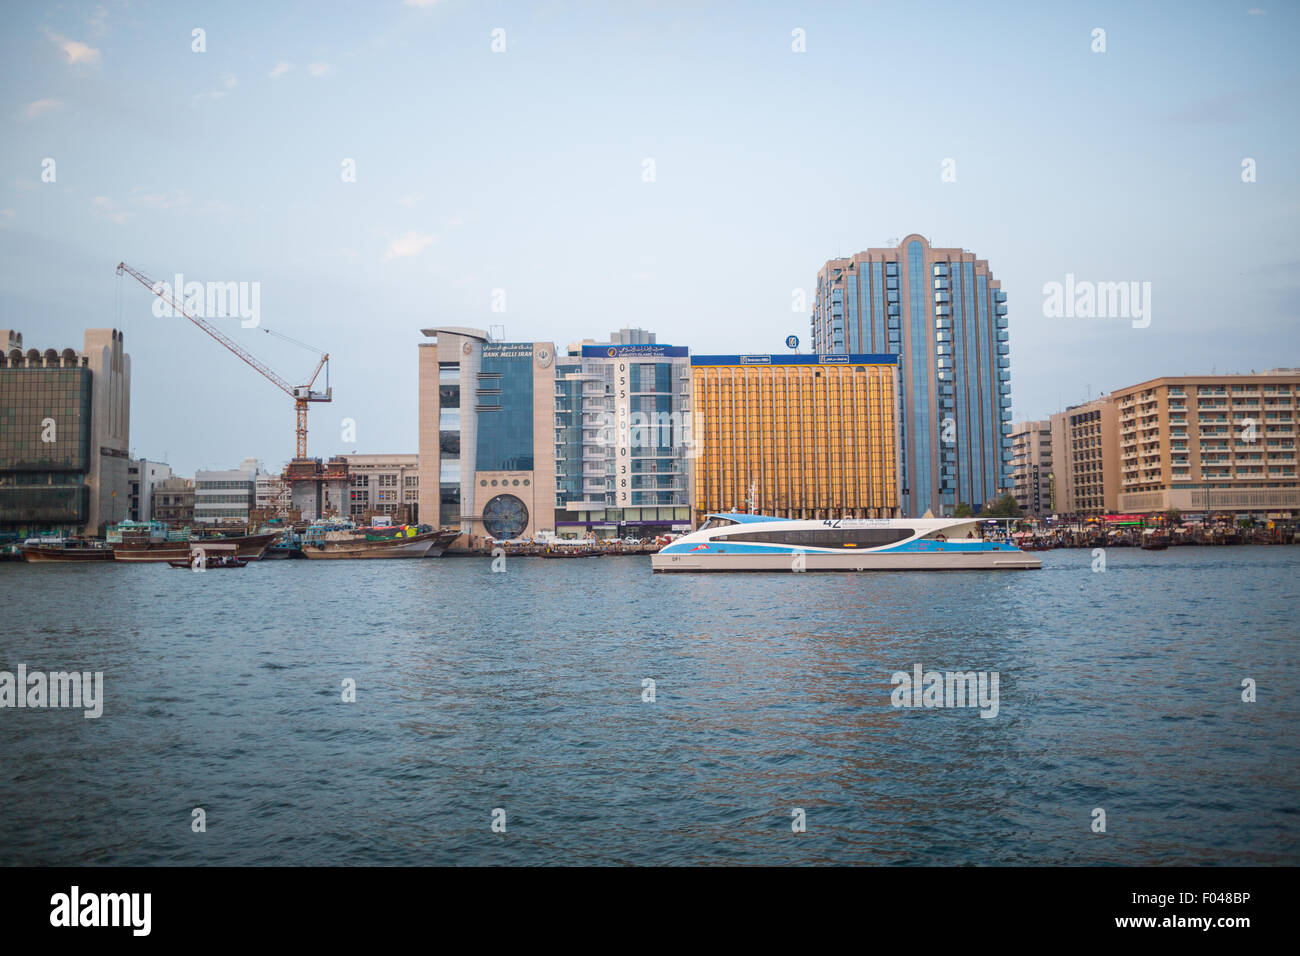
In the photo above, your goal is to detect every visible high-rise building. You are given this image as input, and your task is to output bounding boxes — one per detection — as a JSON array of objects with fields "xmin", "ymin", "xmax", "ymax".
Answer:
[
  {"xmin": 0, "ymin": 328, "xmax": 130, "ymax": 537},
  {"xmin": 554, "ymin": 330, "xmax": 693, "ymax": 539},
  {"xmin": 418, "ymin": 327, "xmax": 557, "ymax": 545},
  {"xmin": 689, "ymin": 353, "xmax": 900, "ymax": 524},
  {"xmin": 1007, "ymin": 421, "xmax": 1053, "ymax": 516},
  {"xmin": 810, "ymin": 235, "xmax": 1012, "ymax": 516}
]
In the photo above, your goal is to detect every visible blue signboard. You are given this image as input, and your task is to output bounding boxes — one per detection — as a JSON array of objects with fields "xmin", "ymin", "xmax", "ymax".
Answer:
[
  {"xmin": 785, "ymin": 335, "xmax": 799, "ymax": 349},
  {"xmin": 581, "ymin": 345, "xmax": 688, "ymax": 358}
]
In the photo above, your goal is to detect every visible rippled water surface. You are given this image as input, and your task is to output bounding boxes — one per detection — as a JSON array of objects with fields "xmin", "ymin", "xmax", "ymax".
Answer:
[{"xmin": 1, "ymin": 547, "xmax": 1297, "ymax": 865}]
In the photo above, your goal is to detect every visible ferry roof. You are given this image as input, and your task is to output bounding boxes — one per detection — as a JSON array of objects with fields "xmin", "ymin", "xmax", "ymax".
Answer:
[{"xmin": 705, "ymin": 512, "xmax": 784, "ymax": 524}]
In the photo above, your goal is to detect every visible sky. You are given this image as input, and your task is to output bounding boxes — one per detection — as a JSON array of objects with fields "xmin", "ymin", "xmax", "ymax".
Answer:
[{"xmin": 2, "ymin": 0, "xmax": 1297, "ymax": 476}]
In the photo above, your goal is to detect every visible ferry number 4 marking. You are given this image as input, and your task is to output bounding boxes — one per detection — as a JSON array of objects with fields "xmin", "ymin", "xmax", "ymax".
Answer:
[{"xmin": 822, "ymin": 519, "xmax": 842, "ymax": 528}]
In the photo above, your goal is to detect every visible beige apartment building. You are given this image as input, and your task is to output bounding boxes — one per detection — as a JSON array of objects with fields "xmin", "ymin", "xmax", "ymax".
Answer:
[
  {"xmin": 1109, "ymin": 372, "xmax": 1298, "ymax": 516},
  {"xmin": 1049, "ymin": 399, "xmax": 1116, "ymax": 516},
  {"xmin": 339, "ymin": 453, "xmax": 419, "ymax": 523},
  {"xmin": 1049, "ymin": 370, "xmax": 1299, "ymax": 518},
  {"xmin": 1007, "ymin": 420, "xmax": 1053, "ymax": 516}
]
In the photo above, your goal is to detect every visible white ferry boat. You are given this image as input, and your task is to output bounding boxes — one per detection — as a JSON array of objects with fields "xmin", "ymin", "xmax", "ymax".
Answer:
[{"xmin": 651, "ymin": 513, "xmax": 1040, "ymax": 572}]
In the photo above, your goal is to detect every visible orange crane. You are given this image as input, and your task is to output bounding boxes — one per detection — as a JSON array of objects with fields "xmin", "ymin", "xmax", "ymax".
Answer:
[{"xmin": 116, "ymin": 262, "xmax": 331, "ymax": 460}]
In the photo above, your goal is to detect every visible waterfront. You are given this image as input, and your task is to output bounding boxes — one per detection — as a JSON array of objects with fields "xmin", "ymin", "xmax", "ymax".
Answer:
[{"xmin": 1, "ymin": 548, "xmax": 1297, "ymax": 866}]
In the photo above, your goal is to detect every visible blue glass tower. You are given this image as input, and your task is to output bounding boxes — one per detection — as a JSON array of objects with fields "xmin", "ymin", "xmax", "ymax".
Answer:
[{"xmin": 811, "ymin": 234, "xmax": 1012, "ymax": 516}]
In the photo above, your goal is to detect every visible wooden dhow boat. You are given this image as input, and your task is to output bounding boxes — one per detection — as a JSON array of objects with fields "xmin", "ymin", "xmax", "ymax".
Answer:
[{"xmin": 300, "ymin": 523, "xmax": 456, "ymax": 559}]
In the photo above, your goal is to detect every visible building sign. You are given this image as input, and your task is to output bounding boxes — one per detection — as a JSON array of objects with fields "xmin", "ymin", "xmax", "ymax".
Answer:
[
  {"xmin": 614, "ymin": 359, "xmax": 631, "ymax": 506},
  {"xmin": 581, "ymin": 345, "xmax": 688, "ymax": 358},
  {"xmin": 481, "ymin": 344, "xmax": 534, "ymax": 359},
  {"xmin": 692, "ymin": 353, "xmax": 899, "ymax": 367}
]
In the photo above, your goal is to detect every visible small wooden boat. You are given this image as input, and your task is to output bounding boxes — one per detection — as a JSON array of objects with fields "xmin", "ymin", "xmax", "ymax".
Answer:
[{"xmin": 167, "ymin": 543, "xmax": 248, "ymax": 569}]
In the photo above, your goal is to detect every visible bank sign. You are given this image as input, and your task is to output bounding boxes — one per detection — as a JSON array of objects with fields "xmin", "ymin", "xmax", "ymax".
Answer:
[
  {"xmin": 581, "ymin": 345, "xmax": 688, "ymax": 358},
  {"xmin": 481, "ymin": 344, "xmax": 534, "ymax": 359}
]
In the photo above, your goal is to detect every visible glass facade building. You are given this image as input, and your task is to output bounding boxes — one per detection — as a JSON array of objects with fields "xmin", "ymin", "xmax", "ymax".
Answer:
[
  {"xmin": 0, "ymin": 329, "xmax": 130, "ymax": 536},
  {"xmin": 418, "ymin": 328, "xmax": 556, "ymax": 546},
  {"xmin": 811, "ymin": 235, "xmax": 1012, "ymax": 517},
  {"xmin": 689, "ymin": 353, "xmax": 900, "ymax": 524},
  {"xmin": 476, "ymin": 345, "xmax": 536, "ymax": 472},
  {"xmin": 553, "ymin": 333, "xmax": 692, "ymax": 538}
]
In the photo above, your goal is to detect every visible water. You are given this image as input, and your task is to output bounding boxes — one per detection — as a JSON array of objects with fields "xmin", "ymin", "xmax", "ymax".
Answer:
[{"xmin": 1, "ymin": 547, "xmax": 1296, "ymax": 865}]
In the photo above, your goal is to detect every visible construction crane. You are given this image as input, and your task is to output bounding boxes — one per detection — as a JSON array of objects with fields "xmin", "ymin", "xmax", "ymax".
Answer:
[{"xmin": 116, "ymin": 262, "xmax": 331, "ymax": 460}]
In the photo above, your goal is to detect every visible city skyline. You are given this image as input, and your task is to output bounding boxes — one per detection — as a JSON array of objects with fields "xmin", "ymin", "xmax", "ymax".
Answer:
[{"xmin": 2, "ymin": 1, "xmax": 1297, "ymax": 476}]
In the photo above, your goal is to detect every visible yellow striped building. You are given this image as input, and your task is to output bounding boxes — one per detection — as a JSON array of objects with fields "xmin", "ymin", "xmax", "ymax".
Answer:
[{"xmin": 689, "ymin": 354, "xmax": 900, "ymax": 524}]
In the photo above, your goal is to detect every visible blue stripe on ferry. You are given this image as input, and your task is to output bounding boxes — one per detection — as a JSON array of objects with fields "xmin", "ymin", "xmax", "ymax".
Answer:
[{"xmin": 660, "ymin": 541, "xmax": 1019, "ymax": 556}]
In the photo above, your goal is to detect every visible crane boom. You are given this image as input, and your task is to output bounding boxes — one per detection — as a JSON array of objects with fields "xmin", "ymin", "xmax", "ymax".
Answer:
[
  {"xmin": 116, "ymin": 262, "xmax": 298, "ymax": 396},
  {"xmin": 117, "ymin": 261, "xmax": 331, "ymax": 460}
]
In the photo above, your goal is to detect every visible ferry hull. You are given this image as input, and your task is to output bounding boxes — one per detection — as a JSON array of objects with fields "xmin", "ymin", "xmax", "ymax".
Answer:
[{"xmin": 651, "ymin": 550, "xmax": 1041, "ymax": 572}]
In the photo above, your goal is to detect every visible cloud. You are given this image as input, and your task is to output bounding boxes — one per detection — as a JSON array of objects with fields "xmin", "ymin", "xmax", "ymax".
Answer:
[
  {"xmin": 23, "ymin": 98, "xmax": 63, "ymax": 120},
  {"xmin": 130, "ymin": 187, "xmax": 192, "ymax": 211},
  {"xmin": 385, "ymin": 231, "xmax": 435, "ymax": 259},
  {"xmin": 47, "ymin": 32, "xmax": 101, "ymax": 66},
  {"xmin": 1248, "ymin": 8, "xmax": 1266, "ymax": 14},
  {"xmin": 90, "ymin": 196, "xmax": 128, "ymax": 224},
  {"xmin": 307, "ymin": 62, "xmax": 331, "ymax": 77},
  {"xmin": 404, "ymin": 0, "xmax": 444, "ymax": 7},
  {"xmin": 397, "ymin": 193, "xmax": 424, "ymax": 207},
  {"xmin": 269, "ymin": 61, "xmax": 291, "ymax": 79},
  {"xmin": 222, "ymin": 74, "xmax": 238, "ymax": 89},
  {"xmin": 191, "ymin": 90, "xmax": 228, "ymax": 104}
]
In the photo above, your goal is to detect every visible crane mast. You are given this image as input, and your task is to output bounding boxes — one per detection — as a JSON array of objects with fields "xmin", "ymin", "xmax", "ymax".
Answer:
[{"xmin": 116, "ymin": 262, "xmax": 331, "ymax": 460}]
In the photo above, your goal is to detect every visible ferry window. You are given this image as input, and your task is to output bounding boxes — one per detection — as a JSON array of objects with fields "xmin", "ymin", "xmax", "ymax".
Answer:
[
  {"xmin": 718, "ymin": 528, "xmax": 913, "ymax": 548},
  {"xmin": 700, "ymin": 518, "xmax": 737, "ymax": 532}
]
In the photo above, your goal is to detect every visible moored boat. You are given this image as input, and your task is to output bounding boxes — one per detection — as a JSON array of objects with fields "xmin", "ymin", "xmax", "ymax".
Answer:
[
  {"xmin": 107, "ymin": 520, "xmax": 191, "ymax": 562},
  {"xmin": 189, "ymin": 529, "xmax": 279, "ymax": 560},
  {"xmin": 300, "ymin": 523, "xmax": 453, "ymax": 559},
  {"xmin": 651, "ymin": 513, "xmax": 1042, "ymax": 572},
  {"xmin": 20, "ymin": 538, "xmax": 114, "ymax": 562}
]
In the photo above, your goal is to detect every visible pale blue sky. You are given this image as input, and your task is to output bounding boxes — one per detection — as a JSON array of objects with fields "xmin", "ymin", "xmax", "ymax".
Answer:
[{"xmin": 3, "ymin": 0, "xmax": 1296, "ymax": 475}]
